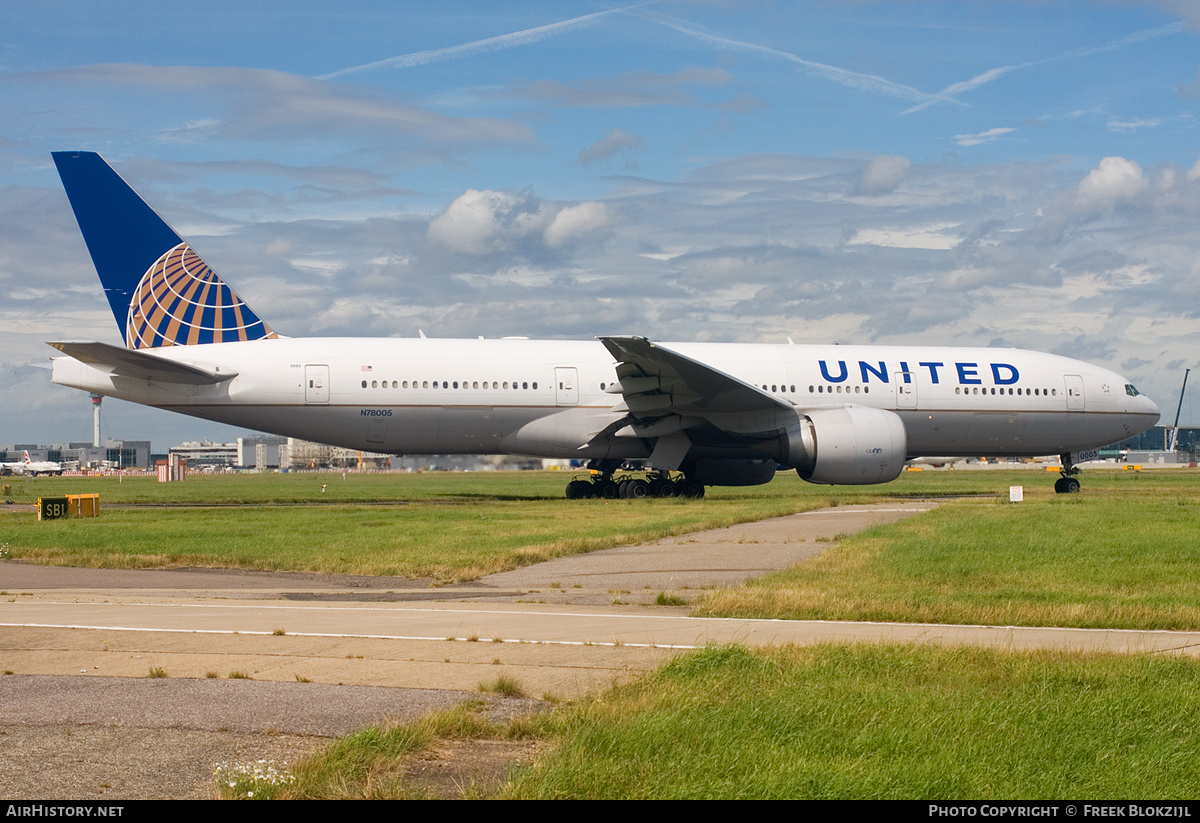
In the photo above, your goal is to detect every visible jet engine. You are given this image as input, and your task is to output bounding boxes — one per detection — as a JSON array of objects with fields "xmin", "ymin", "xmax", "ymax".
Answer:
[{"xmin": 779, "ymin": 406, "xmax": 908, "ymax": 485}]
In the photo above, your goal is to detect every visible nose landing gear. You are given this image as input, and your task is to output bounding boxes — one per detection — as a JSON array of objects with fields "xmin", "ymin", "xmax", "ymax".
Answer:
[{"xmin": 1054, "ymin": 452, "xmax": 1082, "ymax": 493}]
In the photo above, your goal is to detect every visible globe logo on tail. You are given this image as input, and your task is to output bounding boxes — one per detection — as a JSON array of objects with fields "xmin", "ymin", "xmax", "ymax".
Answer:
[{"xmin": 125, "ymin": 242, "xmax": 276, "ymax": 349}]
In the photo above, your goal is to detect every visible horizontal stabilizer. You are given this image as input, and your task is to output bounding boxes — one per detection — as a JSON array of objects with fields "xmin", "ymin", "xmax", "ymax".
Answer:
[{"xmin": 48, "ymin": 341, "xmax": 237, "ymax": 384}]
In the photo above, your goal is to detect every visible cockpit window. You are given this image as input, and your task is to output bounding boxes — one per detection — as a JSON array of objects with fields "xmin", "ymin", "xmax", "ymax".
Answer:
[{"xmin": 1125, "ymin": 384, "xmax": 1140, "ymax": 397}]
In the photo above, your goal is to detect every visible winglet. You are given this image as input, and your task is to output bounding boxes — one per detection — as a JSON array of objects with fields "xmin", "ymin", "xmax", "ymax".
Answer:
[{"xmin": 52, "ymin": 151, "xmax": 277, "ymax": 349}]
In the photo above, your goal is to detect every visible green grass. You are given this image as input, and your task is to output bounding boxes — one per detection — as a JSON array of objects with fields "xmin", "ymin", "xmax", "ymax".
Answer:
[
  {"xmin": 224, "ymin": 703, "xmax": 500, "ymax": 799},
  {"xmin": 695, "ymin": 469, "xmax": 1200, "ymax": 630},
  {"xmin": 478, "ymin": 675, "xmax": 525, "ymax": 696},
  {"xmin": 0, "ymin": 471, "xmax": 843, "ymax": 579},
  {"xmin": 497, "ymin": 645, "xmax": 1200, "ymax": 799},
  {"xmin": 238, "ymin": 644, "xmax": 1200, "ymax": 799}
]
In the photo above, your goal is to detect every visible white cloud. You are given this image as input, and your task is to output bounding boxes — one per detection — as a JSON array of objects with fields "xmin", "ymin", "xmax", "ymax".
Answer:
[
  {"xmin": 428, "ymin": 189, "xmax": 538, "ymax": 254},
  {"xmin": 847, "ymin": 224, "xmax": 961, "ymax": 250},
  {"xmin": 853, "ymin": 155, "xmax": 911, "ymax": 196},
  {"xmin": 1107, "ymin": 117, "xmax": 1162, "ymax": 132},
  {"xmin": 427, "ymin": 189, "xmax": 501, "ymax": 254},
  {"xmin": 954, "ymin": 127, "xmax": 1015, "ymax": 147},
  {"xmin": 544, "ymin": 202, "xmax": 613, "ymax": 248},
  {"xmin": 1077, "ymin": 156, "xmax": 1148, "ymax": 208}
]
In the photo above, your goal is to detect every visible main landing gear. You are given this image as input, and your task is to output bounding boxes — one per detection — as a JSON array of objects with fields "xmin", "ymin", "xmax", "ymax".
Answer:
[
  {"xmin": 564, "ymin": 461, "xmax": 705, "ymax": 500},
  {"xmin": 1053, "ymin": 452, "xmax": 1081, "ymax": 494}
]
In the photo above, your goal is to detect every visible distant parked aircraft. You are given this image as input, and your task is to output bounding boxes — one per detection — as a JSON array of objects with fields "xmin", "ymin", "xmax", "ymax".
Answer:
[{"xmin": 0, "ymin": 451, "xmax": 63, "ymax": 477}]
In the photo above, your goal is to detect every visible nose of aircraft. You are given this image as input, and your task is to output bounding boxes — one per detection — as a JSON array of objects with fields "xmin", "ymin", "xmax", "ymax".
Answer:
[{"xmin": 1141, "ymin": 393, "xmax": 1161, "ymax": 423}]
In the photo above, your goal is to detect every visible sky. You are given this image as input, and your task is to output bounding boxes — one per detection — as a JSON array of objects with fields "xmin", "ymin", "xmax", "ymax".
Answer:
[{"xmin": 3, "ymin": 0, "xmax": 1200, "ymax": 450}]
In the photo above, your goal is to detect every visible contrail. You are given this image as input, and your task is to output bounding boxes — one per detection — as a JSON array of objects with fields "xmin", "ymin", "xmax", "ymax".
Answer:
[
  {"xmin": 640, "ymin": 11, "xmax": 944, "ymax": 106},
  {"xmin": 902, "ymin": 20, "xmax": 1185, "ymax": 114},
  {"xmin": 317, "ymin": 4, "xmax": 649, "ymax": 80}
]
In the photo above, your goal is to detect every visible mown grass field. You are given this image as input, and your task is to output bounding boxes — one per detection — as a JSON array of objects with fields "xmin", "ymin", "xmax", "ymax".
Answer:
[
  {"xmin": 229, "ymin": 644, "xmax": 1200, "ymax": 799},
  {"xmin": 696, "ymin": 468, "xmax": 1200, "ymax": 630},
  {"xmin": 1, "ymin": 470, "xmax": 841, "ymax": 579}
]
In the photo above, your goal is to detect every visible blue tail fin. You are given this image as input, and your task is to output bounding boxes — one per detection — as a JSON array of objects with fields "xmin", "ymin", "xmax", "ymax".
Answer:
[{"xmin": 52, "ymin": 151, "xmax": 276, "ymax": 349}]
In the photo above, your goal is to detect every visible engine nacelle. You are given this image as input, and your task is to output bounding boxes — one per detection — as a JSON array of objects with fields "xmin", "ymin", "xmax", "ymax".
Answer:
[{"xmin": 780, "ymin": 406, "xmax": 908, "ymax": 485}]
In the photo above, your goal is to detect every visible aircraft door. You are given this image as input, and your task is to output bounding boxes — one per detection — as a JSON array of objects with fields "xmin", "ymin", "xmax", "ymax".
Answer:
[
  {"xmin": 555, "ymin": 367, "xmax": 579, "ymax": 406},
  {"xmin": 894, "ymin": 372, "xmax": 917, "ymax": 409},
  {"xmin": 1064, "ymin": 374, "xmax": 1085, "ymax": 410},
  {"xmin": 305, "ymin": 364, "xmax": 330, "ymax": 405}
]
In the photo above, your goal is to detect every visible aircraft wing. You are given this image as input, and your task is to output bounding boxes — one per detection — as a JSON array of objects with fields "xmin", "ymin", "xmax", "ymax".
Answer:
[
  {"xmin": 48, "ymin": 341, "xmax": 237, "ymax": 385},
  {"xmin": 599, "ymin": 336, "xmax": 796, "ymax": 437}
]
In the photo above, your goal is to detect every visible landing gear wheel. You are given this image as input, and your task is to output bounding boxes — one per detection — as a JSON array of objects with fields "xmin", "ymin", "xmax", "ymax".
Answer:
[
  {"xmin": 1054, "ymin": 476, "xmax": 1080, "ymax": 494},
  {"xmin": 677, "ymin": 479, "xmax": 705, "ymax": 499},
  {"xmin": 649, "ymin": 478, "xmax": 676, "ymax": 498},
  {"xmin": 594, "ymin": 479, "xmax": 620, "ymax": 499},
  {"xmin": 623, "ymin": 479, "xmax": 651, "ymax": 499},
  {"xmin": 565, "ymin": 479, "xmax": 592, "ymax": 499}
]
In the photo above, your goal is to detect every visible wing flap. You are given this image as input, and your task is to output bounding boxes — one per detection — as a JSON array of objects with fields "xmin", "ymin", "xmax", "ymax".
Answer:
[
  {"xmin": 48, "ymin": 341, "xmax": 237, "ymax": 384},
  {"xmin": 599, "ymin": 336, "xmax": 793, "ymax": 431}
]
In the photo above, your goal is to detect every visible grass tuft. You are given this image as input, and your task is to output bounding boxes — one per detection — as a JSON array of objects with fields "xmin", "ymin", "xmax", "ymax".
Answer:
[
  {"xmin": 478, "ymin": 675, "xmax": 525, "ymax": 697},
  {"xmin": 220, "ymin": 704, "xmax": 505, "ymax": 799}
]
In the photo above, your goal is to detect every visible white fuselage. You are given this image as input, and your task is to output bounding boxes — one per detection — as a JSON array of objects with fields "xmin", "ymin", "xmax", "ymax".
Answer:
[{"xmin": 50, "ymin": 336, "xmax": 1160, "ymax": 461}]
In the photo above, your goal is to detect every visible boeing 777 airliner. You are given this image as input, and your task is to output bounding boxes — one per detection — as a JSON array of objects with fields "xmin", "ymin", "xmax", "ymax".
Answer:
[{"xmin": 47, "ymin": 152, "xmax": 1160, "ymax": 497}]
